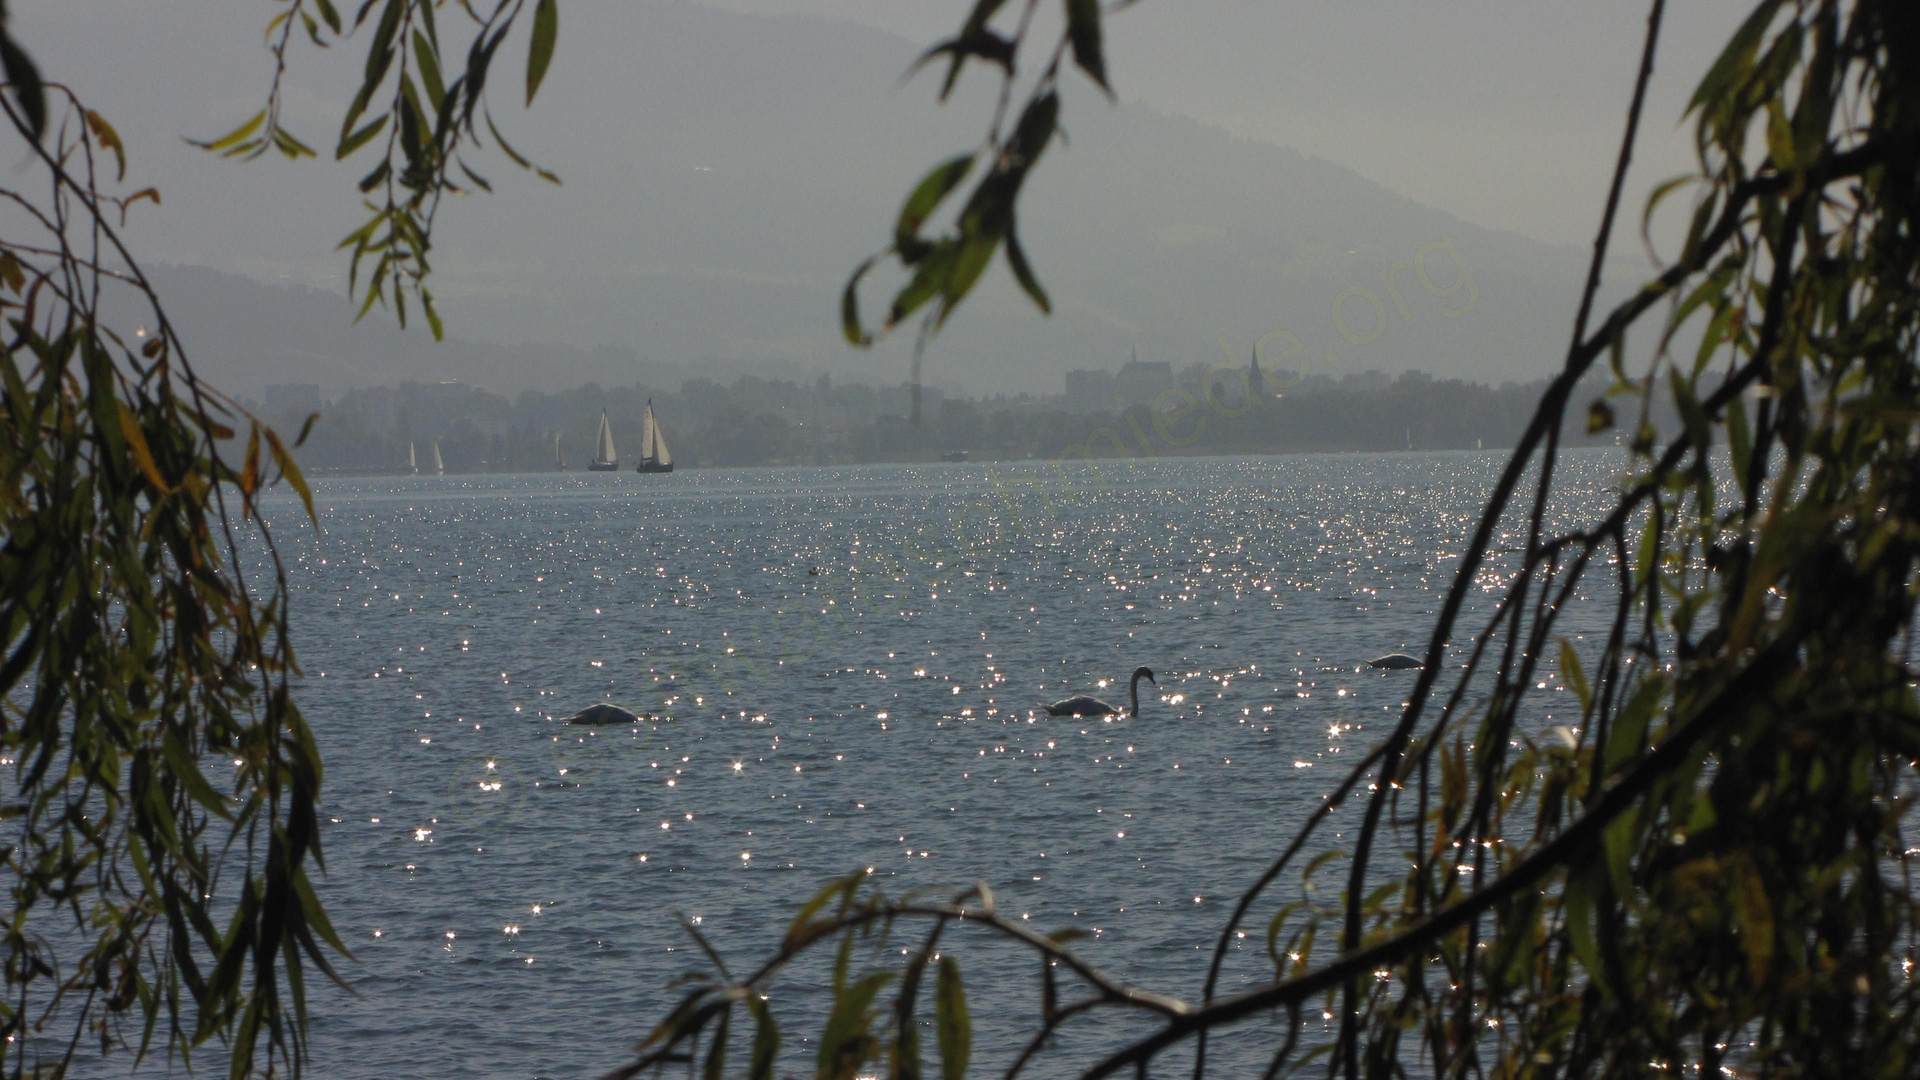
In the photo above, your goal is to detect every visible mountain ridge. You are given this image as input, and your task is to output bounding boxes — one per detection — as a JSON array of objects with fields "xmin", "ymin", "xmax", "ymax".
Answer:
[{"xmin": 128, "ymin": 1, "xmax": 1607, "ymax": 400}]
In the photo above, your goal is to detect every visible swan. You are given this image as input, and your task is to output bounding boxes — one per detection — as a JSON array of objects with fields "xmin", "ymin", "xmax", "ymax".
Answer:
[{"xmin": 1045, "ymin": 666, "xmax": 1156, "ymax": 717}]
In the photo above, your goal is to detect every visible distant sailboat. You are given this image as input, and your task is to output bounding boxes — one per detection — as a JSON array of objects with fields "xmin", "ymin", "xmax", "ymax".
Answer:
[
  {"xmin": 635, "ymin": 399, "xmax": 673, "ymax": 474},
  {"xmin": 555, "ymin": 431, "xmax": 567, "ymax": 471},
  {"xmin": 432, "ymin": 441, "xmax": 445, "ymax": 475},
  {"xmin": 589, "ymin": 409, "xmax": 618, "ymax": 471},
  {"xmin": 409, "ymin": 441, "xmax": 417, "ymax": 475}
]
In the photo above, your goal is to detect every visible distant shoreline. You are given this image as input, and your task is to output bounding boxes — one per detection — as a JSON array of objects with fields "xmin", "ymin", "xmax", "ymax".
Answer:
[{"xmin": 295, "ymin": 442, "xmax": 1634, "ymax": 481}]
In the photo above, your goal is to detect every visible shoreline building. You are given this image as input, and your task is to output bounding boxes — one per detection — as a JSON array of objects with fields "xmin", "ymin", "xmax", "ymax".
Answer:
[
  {"xmin": 1064, "ymin": 368, "xmax": 1116, "ymax": 412},
  {"xmin": 1115, "ymin": 355, "xmax": 1174, "ymax": 407}
]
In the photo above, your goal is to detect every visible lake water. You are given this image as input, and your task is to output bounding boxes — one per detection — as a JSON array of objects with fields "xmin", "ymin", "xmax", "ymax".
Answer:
[{"xmin": 250, "ymin": 451, "xmax": 1620, "ymax": 1079}]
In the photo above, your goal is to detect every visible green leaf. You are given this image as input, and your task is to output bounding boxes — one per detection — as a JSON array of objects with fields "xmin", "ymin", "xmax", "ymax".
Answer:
[
  {"xmin": 526, "ymin": 0, "xmax": 558, "ymax": 106},
  {"xmin": 336, "ymin": 114, "xmax": 389, "ymax": 159},
  {"xmin": 1726, "ymin": 393, "xmax": 1753, "ymax": 486},
  {"xmin": 909, "ymin": 30, "xmax": 1016, "ymax": 101},
  {"xmin": 262, "ymin": 426, "xmax": 317, "ymax": 523},
  {"xmin": 1004, "ymin": 224, "xmax": 1050, "ymax": 314},
  {"xmin": 702, "ymin": 1004, "xmax": 730, "ymax": 1080},
  {"xmin": 398, "ymin": 75, "xmax": 429, "ymax": 168},
  {"xmin": 896, "ymin": 154, "xmax": 975, "ymax": 256},
  {"xmin": 366, "ymin": 0, "xmax": 403, "ymax": 83},
  {"xmin": 417, "ymin": 0, "xmax": 438, "ymax": 47},
  {"xmin": 315, "ymin": 0, "xmax": 343, "ymax": 34},
  {"xmin": 1677, "ymin": 190, "xmax": 1721, "ymax": 266},
  {"xmin": 1064, "ymin": 0, "xmax": 1109, "ymax": 92},
  {"xmin": 485, "ymin": 110, "xmax": 533, "ymax": 169},
  {"xmin": 888, "ymin": 244, "xmax": 954, "ymax": 329},
  {"xmin": 421, "ymin": 288, "xmax": 444, "ymax": 341},
  {"xmin": 159, "ymin": 731, "xmax": 229, "ymax": 818},
  {"xmin": 1603, "ymin": 675, "xmax": 1665, "ymax": 779},
  {"xmin": 1763, "ymin": 99, "xmax": 1796, "ymax": 171},
  {"xmin": 818, "ymin": 970, "xmax": 892, "ymax": 1079},
  {"xmin": 117, "ymin": 404, "xmax": 172, "ymax": 494},
  {"xmin": 189, "ymin": 109, "xmax": 267, "ymax": 153},
  {"xmin": 1734, "ymin": 859, "xmax": 1774, "ymax": 982},
  {"xmin": 936, "ymin": 234, "xmax": 1000, "ymax": 327},
  {"xmin": 291, "ymin": 867, "xmax": 352, "ymax": 960},
  {"xmin": 0, "ymin": 29, "xmax": 47, "ymax": 141},
  {"xmin": 357, "ymin": 157, "xmax": 391, "ymax": 193},
  {"xmin": 272, "ymin": 126, "xmax": 318, "ymax": 159},
  {"xmin": 1587, "ymin": 398, "xmax": 1615, "ymax": 434},
  {"xmin": 934, "ymin": 956, "xmax": 970, "ymax": 1080},
  {"xmin": 784, "ymin": 873, "xmax": 858, "ymax": 949},
  {"xmin": 1602, "ymin": 810, "xmax": 1637, "ymax": 901},
  {"xmin": 1668, "ymin": 367, "xmax": 1710, "ymax": 450},
  {"xmin": 1562, "ymin": 866, "xmax": 1613, "ymax": 999},
  {"xmin": 458, "ymin": 159, "xmax": 493, "ymax": 192},
  {"xmin": 1663, "ymin": 262, "xmax": 1736, "ymax": 358},
  {"xmin": 1686, "ymin": 0, "xmax": 1781, "ymax": 118},
  {"xmin": 413, "ymin": 30, "xmax": 446, "ymax": 113},
  {"xmin": 1488, "ymin": 889, "xmax": 1541, "ymax": 991},
  {"xmin": 1302, "ymin": 847, "xmax": 1344, "ymax": 884},
  {"xmin": 1439, "ymin": 736, "xmax": 1467, "ymax": 824},
  {"xmin": 1640, "ymin": 173, "xmax": 1697, "ymax": 246},
  {"xmin": 1010, "ymin": 90, "xmax": 1059, "ymax": 166},
  {"xmin": 639, "ymin": 988, "xmax": 719, "ymax": 1054},
  {"xmin": 1559, "ymin": 639, "xmax": 1590, "ymax": 713},
  {"xmin": 746, "ymin": 993, "xmax": 778, "ymax": 1080}
]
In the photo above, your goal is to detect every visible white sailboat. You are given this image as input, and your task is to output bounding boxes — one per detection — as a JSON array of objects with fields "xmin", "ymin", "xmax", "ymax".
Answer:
[
  {"xmin": 636, "ymin": 399, "xmax": 673, "ymax": 474},
  {"xmin": 409, "ymin": 441, "xmax": 417, "ymax": 474},
  {"xmin": 588, "ymin": 409, "xmax": 618, "ymax": 471},
  {"xmin": 433, "ymin": 441, "xmax": 446, "ymax": 475},
  {"xmin": 555, "ymin": 431, "xmax": 567, "ymax": 471}
]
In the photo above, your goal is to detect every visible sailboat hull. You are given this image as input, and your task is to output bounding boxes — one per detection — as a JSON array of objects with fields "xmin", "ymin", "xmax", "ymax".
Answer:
[
  {"xmin": 635, "ymin": 460, "xmax": 673, "ymax": 474},
  {"xmin": 586, "ymin": 461, "xmax": 620, "ymax": 472}
]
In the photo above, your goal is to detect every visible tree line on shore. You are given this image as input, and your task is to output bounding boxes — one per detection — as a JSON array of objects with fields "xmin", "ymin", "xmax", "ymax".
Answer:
[{"xmin": 282, "ymin": 365, "xmax": 1642, "ymax": 473}]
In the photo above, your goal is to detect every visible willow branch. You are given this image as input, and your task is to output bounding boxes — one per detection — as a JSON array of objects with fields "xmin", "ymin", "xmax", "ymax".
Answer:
[{"xmin": 1085, "ymin": 636, "xmax": 1793, "ymax": 1080}]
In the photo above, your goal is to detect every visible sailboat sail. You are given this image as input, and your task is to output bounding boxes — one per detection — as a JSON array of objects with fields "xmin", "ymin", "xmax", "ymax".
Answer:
[
  {"xmin": 589, "ymin": 409, "xmax": 618, "ymax": 470},
  {"xmin": 409, "ymin": 442, "xmax": 417, "ymax": 474},
  {"xmin": 636, "ymin": 399, "xmax": 673, "ymax": 473},
  {"xmin": 432, "ymin": 441, "xmax": 445, "ymax": 475},
  {"xmin": 555, "ymin": 431, "xmax": 566, "ymax": 470}
]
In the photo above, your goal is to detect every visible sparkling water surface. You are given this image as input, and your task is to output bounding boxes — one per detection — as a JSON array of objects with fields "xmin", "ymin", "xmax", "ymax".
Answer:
[{"xmin": 254, "ymin": 452, "xmax": 1620, "ymax": 1079}]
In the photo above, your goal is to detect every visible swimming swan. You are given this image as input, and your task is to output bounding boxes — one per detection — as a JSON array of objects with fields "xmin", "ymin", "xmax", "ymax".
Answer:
[{"xmin": 1045, "ymin": 666, "xmax": 1156, "ymax": 717}]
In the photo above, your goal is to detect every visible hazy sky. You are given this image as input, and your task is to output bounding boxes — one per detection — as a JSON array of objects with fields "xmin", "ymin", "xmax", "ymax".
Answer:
[
  {"xmin": 17, "ymin": 0, "xmax": 1749, "ymax": 255},
  {"xmin": 704, "ymin": 0, "xmax": 1747, "ymax": 251},
  {"xmin": 7, "ymin": 1, "xmax": 1759, "ymax": 392}
]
